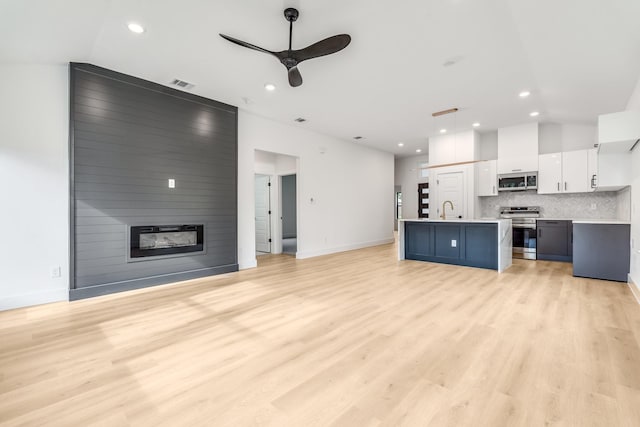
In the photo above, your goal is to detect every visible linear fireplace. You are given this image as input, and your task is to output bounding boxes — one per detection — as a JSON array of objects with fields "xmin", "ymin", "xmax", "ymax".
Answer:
[{"xmin": 130, "ymin": 225, "xmax": 204, "ymax": 259}]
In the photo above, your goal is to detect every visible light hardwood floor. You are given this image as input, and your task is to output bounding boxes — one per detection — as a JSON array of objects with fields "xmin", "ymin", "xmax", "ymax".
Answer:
[{"xmin": 2, "ymin": 241, "xmax": 640, "ymax": 426}]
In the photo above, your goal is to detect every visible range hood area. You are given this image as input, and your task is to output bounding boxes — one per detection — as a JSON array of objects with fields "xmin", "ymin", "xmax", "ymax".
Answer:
[{"xmin": 598, "ymin": 110, "xmax": 640, "ymax": 153}]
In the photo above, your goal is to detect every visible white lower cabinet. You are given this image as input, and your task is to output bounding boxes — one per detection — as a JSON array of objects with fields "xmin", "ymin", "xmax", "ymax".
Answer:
[
  {"xmin": 476, "ymin": 160, "xmax": 497, "ymax": 196},
  {"xmin": 538, "ymin": 149, "xmax": 589, "ymax": 194}
]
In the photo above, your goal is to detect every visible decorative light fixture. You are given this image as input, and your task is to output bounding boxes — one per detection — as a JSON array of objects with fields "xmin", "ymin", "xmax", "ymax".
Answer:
[
  {"xmin": 264, "ymin": 83, "xmax": 276, "ymax": 91},
  {"xmin": 519, "ymin": 91, "xmax": 531, "ymax": 98},
  {"xmin": 127, "ymin": 22, "xmax": 145, "ymax": 34}
]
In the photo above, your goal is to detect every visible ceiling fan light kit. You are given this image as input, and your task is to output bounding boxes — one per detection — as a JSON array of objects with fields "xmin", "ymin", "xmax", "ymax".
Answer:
[{"xmin": 220, "ymin": 8, "xmax": 351, "ymax": 87}]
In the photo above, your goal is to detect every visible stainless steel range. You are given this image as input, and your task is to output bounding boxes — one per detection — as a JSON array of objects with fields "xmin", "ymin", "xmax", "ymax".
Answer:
[{"xmin": 500, "ymin": 206, "xmax": 540, "ymax": 260}]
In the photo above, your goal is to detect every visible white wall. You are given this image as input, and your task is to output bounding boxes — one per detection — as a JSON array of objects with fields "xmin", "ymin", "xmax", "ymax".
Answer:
[
  {"xmin": 627, "ymin": 76, "xmax": 640, "ymax": 291},
  {"xmin": 394, "ymin": 155, "xmax": 429, "ymax": 219},
  {"xmin": 239, "ymin": 111, "xmax": 394, "ymax": 268},
  {"xmin": 0, "ymin": 65, "xmax": 69, "ymax": 310}
]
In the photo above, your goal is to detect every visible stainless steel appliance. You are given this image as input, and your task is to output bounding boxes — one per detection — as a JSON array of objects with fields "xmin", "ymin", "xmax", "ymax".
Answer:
[
  {"xmin": 498, "ymin": 172, "xmax": 538, "ymax": 191},
  {"xmin": 500, "ymin": 206, "xmax": 540, "ymax": 260}
]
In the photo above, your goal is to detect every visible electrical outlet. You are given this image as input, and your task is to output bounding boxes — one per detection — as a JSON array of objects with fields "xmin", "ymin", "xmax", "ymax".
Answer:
[
  {"xmin": 50, "ymin": 266, "xmax": 61, "ymax": 278},
  {"xmin": 590, "ymin": 203, "xmax": 597, "ymax": 210},
  {"xmin": 168, "ymin": 178, "xmax": 176, "ymax": 188},
  {"xmin": 451, "ymin": 239, "xmax": 457, "ymax": 247}
]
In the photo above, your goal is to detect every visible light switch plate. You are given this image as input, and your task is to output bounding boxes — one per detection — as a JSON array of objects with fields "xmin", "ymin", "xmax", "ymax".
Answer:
[
  {"xmin": 451, "ymin": 239, "xmax": 457, "ymax": 247},
  {"xmin": 168, "ymin": 178, "xmax": 176, "ymax": 188}
]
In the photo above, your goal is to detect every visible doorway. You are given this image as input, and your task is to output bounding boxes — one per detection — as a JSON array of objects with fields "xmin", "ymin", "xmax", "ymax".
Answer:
[
  {"xmin": 281, "ymin": 174, "xmax": 297, "ymax": 255},
  {"xmin": 254, "ymin": 174, "xmax": 271, "ymax": 254},
  {"xmin": 436, "ymin": 171, "xmax": 464, "ymax": 219}
]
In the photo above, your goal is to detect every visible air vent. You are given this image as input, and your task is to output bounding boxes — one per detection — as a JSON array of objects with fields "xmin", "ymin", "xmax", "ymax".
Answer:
[
  {"xmin": 353, "ymin": 136, "xmax": 364, "ymax": 140},
  {"xmin": 169, "ymin": 79, "xmax": 195, "ymax": 90},
  {"xmin": 294, "ymin": 117, "xmax": 306, "ymax": 123}
]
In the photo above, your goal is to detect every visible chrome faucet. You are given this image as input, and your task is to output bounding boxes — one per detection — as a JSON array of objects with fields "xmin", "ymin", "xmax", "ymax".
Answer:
[{"xmin": 440, "ymin": 200, "xmax": 454, "ymax": 220}]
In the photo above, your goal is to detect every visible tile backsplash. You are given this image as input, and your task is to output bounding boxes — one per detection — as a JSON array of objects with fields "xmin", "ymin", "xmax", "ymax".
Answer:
[{"xmin": 479, "ymin": 190, "xmax": 628, "ymax": 219}]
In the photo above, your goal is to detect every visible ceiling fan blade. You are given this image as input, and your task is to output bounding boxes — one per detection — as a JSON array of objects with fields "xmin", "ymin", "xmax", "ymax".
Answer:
[
  {"xmin": 288, "ymin": 67, "xmax": 303, "ymax": 87},
  {"xmin": 292, "ymin": 34, "xmax": 351, "ymax": 62},
  {"xmin": 219, "ymin": 33, "xmax": 277, "ymax": 57}
]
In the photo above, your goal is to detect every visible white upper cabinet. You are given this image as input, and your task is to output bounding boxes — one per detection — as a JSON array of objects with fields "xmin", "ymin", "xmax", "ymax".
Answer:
[
  {"xmin": 476, "ymin": 159, "xmax": 498, "ymax": 196},
  {"xmin": 538, "ymin": 150, "xmax": 589, "ymax": 194},
  {"xmin": 598, "ymin": 110, "xmax": 640, "ymax": 153},
  {"xmin": 596, "ymin": 151, "xmax": 631, "ymax": 191},
  {"xmin": 538, "ymin": 153, "xmax": 563, "ymax": 194},
  {"xmin": 428, "ymin": 131, "xmax": 478, "ymax": 166},
  {"xmin": 562, "ymin": 150, "xmax": 589, "ymax": 193},
  {"xmin": 497, "ymin": 123, "xmax": 539, "ymax": 174}
]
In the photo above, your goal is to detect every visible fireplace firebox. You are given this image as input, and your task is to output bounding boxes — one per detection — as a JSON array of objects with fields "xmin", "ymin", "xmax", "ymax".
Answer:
[{"xmin": 130, "ymin": 225, "xmax": 204, "ymax": 259}]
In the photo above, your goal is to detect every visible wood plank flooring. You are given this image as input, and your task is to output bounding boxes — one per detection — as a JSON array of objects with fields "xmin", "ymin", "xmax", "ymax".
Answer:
[{"xmin": 2, "ymin": 241, "xmax": 640, "ymax": 426}]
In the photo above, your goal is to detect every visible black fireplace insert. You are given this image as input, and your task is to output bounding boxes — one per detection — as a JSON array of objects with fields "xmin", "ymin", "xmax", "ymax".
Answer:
[{"xmin": 130, "ymin": 225, "xmax": 204, "ymax": 259}]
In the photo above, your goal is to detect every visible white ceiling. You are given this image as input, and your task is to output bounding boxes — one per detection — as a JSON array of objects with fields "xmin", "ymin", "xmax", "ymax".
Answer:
[{"xmin": 2, "ymin": 0, "xmax": 640, "ymax": 156}]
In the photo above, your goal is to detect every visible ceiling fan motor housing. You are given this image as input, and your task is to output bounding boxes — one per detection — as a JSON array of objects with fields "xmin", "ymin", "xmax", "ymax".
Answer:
[{"xmin": 284, "ymin": 8, "xmax": 299, "ymax": 22}]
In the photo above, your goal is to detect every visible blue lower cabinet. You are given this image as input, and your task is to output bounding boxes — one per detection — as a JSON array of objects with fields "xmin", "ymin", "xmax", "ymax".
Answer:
[
  {"xmin": 405, "ymin": 222, "xmax": 434, "ymax": 259},
  {"xmin": 405, "ymin": 222, "xmax": 498, "ymax": 270}
]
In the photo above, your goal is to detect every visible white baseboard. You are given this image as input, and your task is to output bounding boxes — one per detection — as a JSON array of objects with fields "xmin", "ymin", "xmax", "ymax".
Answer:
[
  {"xmin": 0, "ymin": 288, "xmax": 68, "ymax": 311},
  {"xmin": 628, "ymin": 274, "xmax": 640, "ymax": 305},
  {"xmin": 296, "ymin": 237, "xmax": 395, "ymax": 259}
]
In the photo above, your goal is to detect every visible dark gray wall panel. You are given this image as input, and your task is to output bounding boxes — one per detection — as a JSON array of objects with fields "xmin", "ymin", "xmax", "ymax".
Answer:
[{"xmin": 70, "ymin": 63, "xmax": 238, "ymax": 298}]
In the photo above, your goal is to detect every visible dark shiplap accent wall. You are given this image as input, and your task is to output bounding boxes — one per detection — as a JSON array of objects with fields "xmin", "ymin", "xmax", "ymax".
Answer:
[{"xmin": 70, "ymin": 63, "xmax": 238, "ymax": 299}]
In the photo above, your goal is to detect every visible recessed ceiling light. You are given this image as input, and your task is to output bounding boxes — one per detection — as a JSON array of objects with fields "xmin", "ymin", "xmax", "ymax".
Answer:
[
  {"xmin": 440, "ymin": 129, "xmax": 447, "ymax": 134},
  {"xmin": 416, "ymin": 149, "xmax": 422, "ymax": 153},
  {"xmin": 398, "ymin": 142, "xmax": 404, "ymax": 147},
  {"xmin": 264, "ymin": 83, "xmax": 276, "ymax": 91},
  {"xmin": 530, "ymin": 111, "xmax": 540, "ymax": 117},
  {"xmin": 519, "ymin": 91, "xmax": 531, "ymax": 98},
  {"xmin": 472, "ymin": 122, "xmax": 480, "ymax": 127},
  {"xmin": 127, "ymin": 22, "xmax": 145, "ymax": 34}
]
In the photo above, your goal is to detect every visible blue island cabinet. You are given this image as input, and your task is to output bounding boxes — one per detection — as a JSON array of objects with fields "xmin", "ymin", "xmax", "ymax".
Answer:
[{"xmin": 405, "ymin": 221, "xmax": 498, "ymax": 270}]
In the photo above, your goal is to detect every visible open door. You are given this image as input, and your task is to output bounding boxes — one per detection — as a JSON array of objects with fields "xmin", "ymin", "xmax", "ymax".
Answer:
[{"xmin": 255, "ymin": 174, "xmax": 271, "ymax": 253}]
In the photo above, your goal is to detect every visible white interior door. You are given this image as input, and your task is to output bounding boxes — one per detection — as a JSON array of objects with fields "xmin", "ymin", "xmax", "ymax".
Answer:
[
  {"xmin": 436, "ymin": 171, "xmax": 464, "ymax": 219},
  {"xmin": 255, "ymin": 174, "xmax": 271, "ymax": 253}
]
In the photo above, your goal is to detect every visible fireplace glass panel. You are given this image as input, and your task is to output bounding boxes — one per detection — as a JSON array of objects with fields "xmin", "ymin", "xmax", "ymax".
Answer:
[{"xmin": 130, "ymin": 225, "xmax": 204, "ymax": 259}]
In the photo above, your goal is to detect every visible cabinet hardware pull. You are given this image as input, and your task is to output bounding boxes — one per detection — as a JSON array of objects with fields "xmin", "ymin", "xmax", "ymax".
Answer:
[
  {"xmin": 557, "ymin": 182, "xmax": 560, "ymax": 191},
  {"xmin": 591, "ymin": 174, "xmax": 597, "ymax": 188},
  {"xmin": 493, "ymin": 185, "xmax": 495, "ymax": 194},
  {"xmin": 564, "ymin": 182, "xmax": 567, "ymax": 191}
]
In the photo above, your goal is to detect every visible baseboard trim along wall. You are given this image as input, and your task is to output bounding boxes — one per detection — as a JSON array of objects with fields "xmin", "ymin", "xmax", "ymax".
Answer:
[
  {"xmin": 1, "ymin": 289, "xmax": 68, "ymax": 311},
  {"xmin": 296, "ymin": 237, "xmax": 395, "ymax": 259},
  {"xmin": 69, "ymin": 264, "xmax": 238, "ymax": 301},
  {"xmin": 628, "ymin": 274, "xmax": 640, "ymax": 305}
]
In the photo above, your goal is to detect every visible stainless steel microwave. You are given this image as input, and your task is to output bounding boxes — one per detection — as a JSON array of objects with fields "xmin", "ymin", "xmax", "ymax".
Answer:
[{"xmin": 498, "ymin": 172, "xmax": 537, "ymax": 191}]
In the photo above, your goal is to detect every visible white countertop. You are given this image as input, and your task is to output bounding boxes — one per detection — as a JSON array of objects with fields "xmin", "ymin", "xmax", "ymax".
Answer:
[
  {"xmin": 537, "ymin": 218, "xmax": 630, "ymax": 225},
  {"xmin": 399, "ymin": 218, "xmax": 509, "ymax": 224},
  {"xmin": 571, "ymin": 220, "xmax": 630, "ymax": 225}
]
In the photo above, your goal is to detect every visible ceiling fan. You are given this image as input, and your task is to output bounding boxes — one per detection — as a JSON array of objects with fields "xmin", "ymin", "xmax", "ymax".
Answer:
[{"xmin": 219, "ymin": 8, "xmax": 351, "ymax": 87}]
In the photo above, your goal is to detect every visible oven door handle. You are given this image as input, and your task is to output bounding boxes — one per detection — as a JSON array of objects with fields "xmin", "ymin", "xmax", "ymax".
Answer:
[{"xmin": 512, "ymin": 224, "xmax": 536, "ymax": 229}]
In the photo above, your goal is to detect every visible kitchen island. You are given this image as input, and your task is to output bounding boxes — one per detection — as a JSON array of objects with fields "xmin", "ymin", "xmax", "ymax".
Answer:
[{"xmin": 398, "ymin": 219, "xmax": 512, "ymax": 272}]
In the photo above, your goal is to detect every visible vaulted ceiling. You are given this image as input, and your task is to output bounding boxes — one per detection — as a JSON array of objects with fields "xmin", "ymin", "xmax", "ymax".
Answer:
[{"xmin": 2, "ymin": 0, "xmax": 640, "ymax": 156}]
